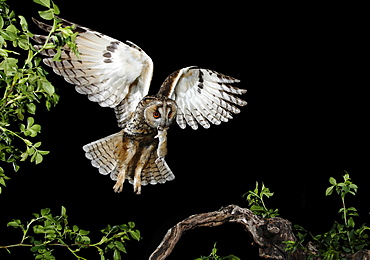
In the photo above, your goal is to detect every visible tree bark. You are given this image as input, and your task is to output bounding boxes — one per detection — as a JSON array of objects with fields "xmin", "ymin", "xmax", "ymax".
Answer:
[{"xmin": 149, "ymin": 204, "xmax": 370, "ymax": 260}]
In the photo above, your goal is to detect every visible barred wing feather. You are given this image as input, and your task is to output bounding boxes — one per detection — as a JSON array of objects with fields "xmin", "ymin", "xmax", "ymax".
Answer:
[
  {"xmin": 33, "ymin": 17, "xmax": 153, "ymax": 128},
  {"xmin": 159, "ymin": 66, "xmax": 247, "ymax": 130}
]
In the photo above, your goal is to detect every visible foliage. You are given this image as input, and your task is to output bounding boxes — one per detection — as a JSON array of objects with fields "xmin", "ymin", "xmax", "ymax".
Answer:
[
  {"xmin": 0, "ymin": 206, "xmax": 141, "ymax": 259},
  {"xmin": 283, "ymin": 224, "xmax": 311, "ymax": 257},
  {"xmin": 284, "ymin": 173, "xmax": 370, "ymax": 260},
  {"xmin": 195, "ymin": 243, "xmax": 240, "ymax": 260},
  {"xmin": 0, "ymin": 2, "xmax": 141, "ymax": 259},
  {"xmin": 243, "ymin": 182, "xmax": 279, "ymax": 218},
  {"xmin": 0, "ymin": 0, "xmax": 79, "ymax": 193},
  {"xmin": 312, "ymin": 173, "xmax": 370, "ymax": 259}
]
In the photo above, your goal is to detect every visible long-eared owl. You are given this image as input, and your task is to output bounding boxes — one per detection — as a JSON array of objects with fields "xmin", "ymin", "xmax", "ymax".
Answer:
[{"xmin": 33, "ymin": 17, "xmax": 247, "ymax": 194}]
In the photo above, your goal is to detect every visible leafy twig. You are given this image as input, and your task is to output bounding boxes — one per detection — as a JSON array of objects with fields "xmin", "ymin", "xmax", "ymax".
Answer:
[
  {"xmin": 1, "ymin": 206, "xmax": 141, "ymax": 259},
  {"xmin": 0, "ymin": 0, "xmax": 78, "ymax": 192},
  {"xmin": 243, "ymin": 182, "xmax": 279, "ymax": 218},
  {"xmin": 284, "ymin": 172, "xmax": 370, "ymax": 259}
]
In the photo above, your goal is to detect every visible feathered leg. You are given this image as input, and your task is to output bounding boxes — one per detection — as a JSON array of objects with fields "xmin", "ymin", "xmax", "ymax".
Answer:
[
  {"xmin": 113, "ymin": 139, "xmax": 137, "ymax": 193},
  {"xmin": 132, "ymin": 142, "xmax": 156, "ymax": 194}
]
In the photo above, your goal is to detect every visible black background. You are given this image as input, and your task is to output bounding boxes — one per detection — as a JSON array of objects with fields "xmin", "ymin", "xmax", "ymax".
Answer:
[{"xmin": 0, "ymin": 1, "xmax": 368, "ymax": 259}]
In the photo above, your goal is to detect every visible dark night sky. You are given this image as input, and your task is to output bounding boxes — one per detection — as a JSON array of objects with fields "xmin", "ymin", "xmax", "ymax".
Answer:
[{"xmin": 0, "ymin": 1, "xmax": 368, "ymax": 259}]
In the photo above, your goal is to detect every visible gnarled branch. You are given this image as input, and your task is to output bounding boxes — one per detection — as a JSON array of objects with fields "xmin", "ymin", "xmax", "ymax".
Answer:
[
  {"xmin": 149, "ymin": 204, "xmax": 298, "ymax": 260},
  {"xmin": 149, "ymin": 204, "xmax": 370, "ymax": 260}
]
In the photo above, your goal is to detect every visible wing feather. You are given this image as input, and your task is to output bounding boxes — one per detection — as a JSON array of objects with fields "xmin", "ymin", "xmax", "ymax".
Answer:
[
  {"xmin": 33, "ymin": 17, "xmax": 153, "ymax": 128},
  {"xmin": 158, "ymin": 66, "xmax": 246, "ymax": 129}
]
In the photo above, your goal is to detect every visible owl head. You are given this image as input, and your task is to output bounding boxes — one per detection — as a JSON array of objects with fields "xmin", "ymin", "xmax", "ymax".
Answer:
[{"xmin": 141, "ymin": 96, "xmax": 177, "ymax": 130}]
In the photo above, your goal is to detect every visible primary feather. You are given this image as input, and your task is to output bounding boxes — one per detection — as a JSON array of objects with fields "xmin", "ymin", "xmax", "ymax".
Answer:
[
  {"xmin": 158, "ymin": 66, "xmax": 247, "ymax": 130},
  {"xmin": 33, "ymin": 17, "xmax": 153, "ymax": 128}
]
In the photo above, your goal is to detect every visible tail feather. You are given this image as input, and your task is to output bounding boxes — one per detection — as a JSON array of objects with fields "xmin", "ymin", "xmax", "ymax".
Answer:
[
  {"xmin": 128, "ymin": 152, "xmax": 175, "ymax": 186},
  {"xmin": 82, "ymin": 131, "xmax": 123, "ymax": 175},
  {"xmin": 83, "ymin": 131, "xmax": 175, "ymax": 187},
  {"xmin": 154, "ymin": 157, "xmax": 175, "ymax": 183}
]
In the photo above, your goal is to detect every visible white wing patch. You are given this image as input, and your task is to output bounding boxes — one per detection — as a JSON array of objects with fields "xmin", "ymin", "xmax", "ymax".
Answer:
[
  {"xmin": 166, "ymin": 67, "xmax": 247, "ymax": 130},
  {"xmin": 33, "ymin": 18, "xmax": 153, "ymax": 128}
]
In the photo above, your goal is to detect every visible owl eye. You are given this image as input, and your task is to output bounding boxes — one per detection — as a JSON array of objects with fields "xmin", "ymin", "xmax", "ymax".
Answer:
[
  {"xmin": 168, "ymin": 112, "xmax": 172, "ymax": 118},
  {"xmin": 153, "ymin": 111, "xmax": 161, "ymax": 118}
]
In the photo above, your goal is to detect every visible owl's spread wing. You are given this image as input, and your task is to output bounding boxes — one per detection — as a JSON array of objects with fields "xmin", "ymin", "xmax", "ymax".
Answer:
[
  {"xmin": 158, "ymin": 66, "xmax": 246, "ymax": 130},
  {"xmin": 32, "ymin": 17, "xmax": 153, "ymax": 128}
]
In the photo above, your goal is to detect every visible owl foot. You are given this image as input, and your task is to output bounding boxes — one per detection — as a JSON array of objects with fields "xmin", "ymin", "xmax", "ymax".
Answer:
[
  {"xmin": 113, "ymin": 182, "xmax": 123, "ymax": 193},
  {"xmin": 133, "ymin": 177, "xmax": 141, "ymax": 195},
  {"xmin": 113, "ymin": 172, "xmax": 126, "ymax": 193}
]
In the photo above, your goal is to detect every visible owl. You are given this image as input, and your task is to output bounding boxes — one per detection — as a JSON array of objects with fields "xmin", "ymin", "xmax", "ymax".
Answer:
[{"xmin": 33, "ymin": 17, "xmax": 247, "ymax": 194}]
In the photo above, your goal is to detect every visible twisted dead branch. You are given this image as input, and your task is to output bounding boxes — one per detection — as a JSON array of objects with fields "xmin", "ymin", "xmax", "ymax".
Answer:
[{"xmin": 149, "ymin": 204, "xmax": 370, "ymax": 260}]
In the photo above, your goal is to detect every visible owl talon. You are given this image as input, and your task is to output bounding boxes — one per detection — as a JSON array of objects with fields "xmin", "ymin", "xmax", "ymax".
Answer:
[
  {"xmin": 113, "ymin": 172, "xmax": 126, "ymax": 193},
  {"xmin": 113, "ymin": 182, "xmax": 123, "ymax": 193},
  {"xmin": 133, "ymin": 178, "xmax": 142, "ymax": 194}
]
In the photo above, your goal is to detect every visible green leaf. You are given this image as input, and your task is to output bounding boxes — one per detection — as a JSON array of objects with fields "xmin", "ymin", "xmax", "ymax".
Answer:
[
  {"xmin": 73, "ymin": 225, "xmax": 79, "ymax": 232},
  {"xmin": 79, "ymin": 229, "xmax": 90, "ymax": 235},
  {"xmin": 52, "ymin": 1, "xmax": 60, "ymax": 15},
  {"xmin": 128, "ymin": 222, "xmax": 135, "ymax": 229},
  {"xmin": 51, "ymin": 49, "xmax": 61, "ymax": 61},
  {"xmin": 27, "ymin": 117, "xmax": 35, "ymax": 128},
  {"xmin": 79, "ymin": 235, "xmax": 91, "ymax": 244},
  {"xmin": 31, "ymin": 244, "xmax": 44, "ymax": 252},
  {"xmin": 0, "ymin": 15, "xmax": 4, "ymax": 29},
  {"xmin": 18, "ymin": 15, "xmax": 29, "ymax": 32},
  {"xmin": 343, "ymin": 173, "xmax": 350, "ymax": 181},
  {"xmin": 329, "ymin": 177, "xmax": 337, "ymax": 186},
  {"xmin": 41, "ymin": 208, "xmax": 51, "ymax": 216},
  {"xmin": 250, "ymin": 205, "xmax": 264, "ymax": 212},
  {"xmin": 0, "ymin": 177, "xmax": 6, "ymax": 187},
  {"xmin": 341, "ymin": 185, "xmax": 350, "ymax": 195},
  {"xmin": 129, "ymin": 230, "xmax": 141, "ymax": 241},
  {"xmin": 113, "ymin": 249, "xmax": 121, "ymax": 260},
  {"xmin": 33, "ymin": 225, "xmax": 45, "ymax": 234},
  {"xmin": 28, "ymin": 124, "xmax": 41, "ymax": 137},
  {"xmin": 342, "ymin": 246, "xmax": 352, "ymax": 253},
  {"xmin": 115, "ymin": 241, "xmax": 126, "ymax": 253},
  {"xmin": 326, "ymin": 186, "xmax": 334, "ymax": 196},
  {"xmin": 33, "ymin": 0, "xmax": 51, "ymax": 8},
  {"xmin": 7, "ymin": 219, "xmax": 21, "ymax": 227},
  {"xmin": 101, "ymin": 224, "xmax": 112, "ymax": 234},
  {"xmin": 35, "ymin": 153, "xmax": 43, "ymax": 164},
  {"xmin": 46, "ymin": 232, "xmax": 57, "ymax": 240},
  {"xmin": 26, "ymin": 103, "xmax": 37, "ymax": 114},
  {"xmin": 40, "ymin": 79, "xmax": 55, "ymax": 95},
  {"xmin": 348, "ymin": 217, "xmax": 355, "ymax": 228},
  {"xmin": 38, "ymin": 9, "xmax": 54, "ymax": 20},
  {"xmin": 349, "ymin": 183, "xmax": 358, "ymax": 191},
  {"xmin": 5, "ymin": 24, "xmax": 18, "ymax": 37},
  {"xmin": 107, "ymin": 241, "xmax": 115, "ymax": 250},
  {"xmin": 23, "ymin": 138, "xmax": 32, "ymax": 146},
  {"xmin": 61, "ymin": 206, "xmax": 67, "ymax": 217},
  {"xmin": 0, "ymin": 57, "xmax": 18, "ymax": 76},
  {"xmin": 27, "ymin": 146, "xmax": 36, "ymax": 155},
  {"xmin": 38, "ymin": 150, "xmax": 50, "ymax": 155}
]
